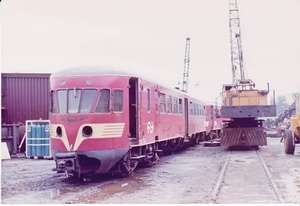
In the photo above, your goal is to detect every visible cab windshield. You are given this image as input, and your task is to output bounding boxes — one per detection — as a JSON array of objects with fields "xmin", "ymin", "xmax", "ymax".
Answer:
[
  {"xmin": 52, "ymin": 89, "xmax": 97, "ymax": 114},
  {"xmin": 51, "ymin": 88, "xmax": 123, "ymax": 114}
]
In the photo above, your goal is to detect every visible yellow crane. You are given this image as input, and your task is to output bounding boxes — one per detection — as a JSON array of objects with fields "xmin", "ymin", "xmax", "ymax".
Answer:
[{"xmin": 219, "ymin": 0, "xmax": 276, "ymax": 149}]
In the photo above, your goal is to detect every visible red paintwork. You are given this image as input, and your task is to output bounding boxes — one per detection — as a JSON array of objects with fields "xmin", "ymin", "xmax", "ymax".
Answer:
[
  {"xmin": 50, "ymin": 75, "xmax": 130, "ymax": 151},
  {"xmin": 205, "ymin": 105, "xmax": 224, "ymax": 133},
  {"xmin": 50, "ymin": 67, "xmax": 208, "ymax": 153}
]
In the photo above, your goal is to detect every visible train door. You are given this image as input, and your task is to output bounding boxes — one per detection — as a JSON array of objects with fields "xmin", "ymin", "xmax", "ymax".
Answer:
[
  {"xmin": 155, "ymin": 85, "xmax": 160, "ymax": 136},
  {"xmin": 210, "ymin": 105, "xmax": 214, "ymax": 130},
  {"xmin": 184, "ymin": 98, "xmax": 189, "ymax": 137},
  {"xmin": 129, "ymin": 77, "xmax": 139, "ymax": 139}
]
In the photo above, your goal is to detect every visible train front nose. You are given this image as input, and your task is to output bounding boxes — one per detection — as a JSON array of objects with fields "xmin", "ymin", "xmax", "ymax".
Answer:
[
  {"xmin": 54, "ymin": 151, "xmax": 102, "ymax": 177},
  {"xmin": 51, "ymin": 120, "xmax": 128, "ymax": 177},
  {"xmin": 51, "ymin": 122, "xmax": 101, "ymax": 176}
]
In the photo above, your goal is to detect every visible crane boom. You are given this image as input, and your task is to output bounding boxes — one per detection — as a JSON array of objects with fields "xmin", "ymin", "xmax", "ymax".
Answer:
[
  {"xmin": 229, "ymin": 0, "xmax": 245, "ymax": 83},
  {"xmin": 182, "ymin": 37, "xmax": 191, "ymax": 93}
]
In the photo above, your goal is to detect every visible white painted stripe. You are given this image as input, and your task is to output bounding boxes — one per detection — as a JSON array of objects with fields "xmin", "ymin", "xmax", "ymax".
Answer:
[
  {"xmin": 51, "ymin": 123, "xmax": 125, "ymax": 152},
  {"xmin": 50, "ymin": 124, "xmax": 71, "ymax": 151},
  {"xmin": 73, "ymin": 123, "xmax": 125, "ymax": 151},
  {"xmin": 102, "ymin": 132, "xmax": 123, "ymax": 135}
]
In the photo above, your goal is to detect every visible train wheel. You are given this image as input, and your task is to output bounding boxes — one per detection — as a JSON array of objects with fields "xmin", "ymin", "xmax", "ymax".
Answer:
[
  {"xmin": 120, "ymin": 153, "xmax": 139, "ymax": 177},
  {"xmin": 140, "ymin": 152, "xmax": 160, "ymax": 167},
  {"xmin": 284, "ymin": 130, "xmax": 295, "ymax": 155},
  {"xmin": 209, "ymin": 132, "xmax": 218, "ymax": 141},
  {"xmin": 194, "ymin": 136, "xmax": 200, "ymax": 145}
]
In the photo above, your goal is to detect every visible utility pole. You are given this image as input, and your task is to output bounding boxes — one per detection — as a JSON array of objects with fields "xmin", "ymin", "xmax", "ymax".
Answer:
[
  {"xmin": 182, "ymin": 37, "xmax": 191, "ymax": 93},
  {"xmin": 229, "ymin": 0, "xmax": 245, "ymax": 84}
]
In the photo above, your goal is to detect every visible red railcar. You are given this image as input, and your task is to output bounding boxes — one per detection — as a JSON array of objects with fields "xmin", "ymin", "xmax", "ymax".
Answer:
[
  {"xmin": 205, "ymin": 105, "xmax": 224, "ymax": 140},
  {"xmin": 50, "ymin": 66, "xmax": 208, "ymax": 177}
]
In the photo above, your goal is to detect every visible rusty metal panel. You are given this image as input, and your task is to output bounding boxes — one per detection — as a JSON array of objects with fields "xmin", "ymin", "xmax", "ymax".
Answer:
[
  {"xmin": 221, "ymin": 127, "xmax": 267, "ymax": 146},
  {"xmin": 1, "ymin": 73, "xmax": 51, "ymax": 124}
]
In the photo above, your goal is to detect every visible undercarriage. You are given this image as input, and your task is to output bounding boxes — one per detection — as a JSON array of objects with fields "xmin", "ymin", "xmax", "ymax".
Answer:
[{"xmin": 221, "ymin": 118, "xmax": 266, "ymax": 149}]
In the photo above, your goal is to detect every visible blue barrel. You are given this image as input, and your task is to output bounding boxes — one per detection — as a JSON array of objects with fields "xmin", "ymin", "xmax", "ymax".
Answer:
[
  {"xmin": 45, "ymin": 124, "xmax": 50, "ymax": 156},
  {"xmin": 27, "ymin": 125, "xmax": 32, "ymax": 156},
  {"xmin": 31, "ymin": 124, "xmax": 37, "ymax": 156},
  {"xmin": 36, "ymin": 124, "xmax": 42, "ymax": 156},
  {"xmin": 41, "ymin": 124, "xmax": 45, "ymax": 156}
]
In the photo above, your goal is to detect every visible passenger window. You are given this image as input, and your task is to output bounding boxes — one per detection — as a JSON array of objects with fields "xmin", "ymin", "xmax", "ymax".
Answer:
[
  {"xmin": 173, "ymin": 97, "xmax": 178, "ymax": 114},
  {"xmin": 113, "ymin": 90, "xmax": 123, "ymax": 112},
  {"xmin": 95, "ymin": 89, "xmax": 110, "ymax": 113},
  {"xmin": 147, "ymin": 89, "xmax": 150, "ymax": 112},
  {"xmin": 179, "ymin": 98, "xmax": 183, "ymax": 114},
  {"xmin": 81, "ymin": 89, "xmax": 97, "ymax": 113},
  {"xmin": 167, "ymin": 95, "xmax": 173, "ymax": 114},
  {"xmin": 160, "ymin": 93, "xmax": 166, "ymax": 113}
]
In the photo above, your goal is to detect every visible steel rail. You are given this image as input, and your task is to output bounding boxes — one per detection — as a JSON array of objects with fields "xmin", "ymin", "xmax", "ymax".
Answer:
[
  {"xmin": 256, "ymin": 150, "xmax": 284, "ymax": 203},
  {"xmin": 211, "ymin": 151, "xmax": 231, "ymax": 201},
  {"xmin": 210, "ymin": 149, "xmax": 284, "ymax": 203}
]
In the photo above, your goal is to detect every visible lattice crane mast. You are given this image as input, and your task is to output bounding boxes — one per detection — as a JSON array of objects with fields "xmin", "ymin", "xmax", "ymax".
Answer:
[
  {"xmin": 182, "ymin": 37, "xmax": 191, "ymax": 93},
  {"xmin": 229, "ymin": 0, "xmax": 245, "ymax": 84}
]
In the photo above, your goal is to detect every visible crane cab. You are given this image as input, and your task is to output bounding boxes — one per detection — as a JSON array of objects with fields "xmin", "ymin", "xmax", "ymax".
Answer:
[
  {"xmin": 221, "ymin": 80, "xmax": 276, "ymax": 118},
  {"xmin": 220, "ymin": 80, "xmax": 276, "ymax": 149}
]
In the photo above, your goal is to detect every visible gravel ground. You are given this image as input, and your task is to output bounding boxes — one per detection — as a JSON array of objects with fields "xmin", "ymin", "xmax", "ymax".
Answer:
[{"xmin": 1, "ymin": 137, "xmax": 300, "ymax": 204}]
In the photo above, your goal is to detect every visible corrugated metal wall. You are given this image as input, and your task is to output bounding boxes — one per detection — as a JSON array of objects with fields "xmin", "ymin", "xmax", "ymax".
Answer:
[{"xmin": 1, "ymin": 73, "xmax": 51, "ymax": 124}]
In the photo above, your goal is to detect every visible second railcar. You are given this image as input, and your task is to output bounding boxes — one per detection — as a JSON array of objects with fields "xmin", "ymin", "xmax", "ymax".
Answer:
[{"xmin": 205, "ymin": 105, "xmax": 224, "ymax": 140}]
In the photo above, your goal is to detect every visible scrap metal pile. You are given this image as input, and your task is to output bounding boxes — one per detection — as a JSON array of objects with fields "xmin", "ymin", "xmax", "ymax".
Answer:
[{"xmin": 264, "ymin": 101, "xmax": 296, "ymax": 136}]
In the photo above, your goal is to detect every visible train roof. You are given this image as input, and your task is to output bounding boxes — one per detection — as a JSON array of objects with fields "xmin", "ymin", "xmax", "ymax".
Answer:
[
  {"xmin": 51, "ymin": 66, "xmax": 132, "ymax": 77},
  {"xmin": 51, "ymin": 66, "xmax": 207, "ymax": 105}
]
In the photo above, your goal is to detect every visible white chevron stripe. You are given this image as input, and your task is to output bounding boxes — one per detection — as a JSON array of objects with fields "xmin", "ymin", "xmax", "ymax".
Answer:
[
  {"xmin": 51, "ymin": 123, "xmax": 125, "ymax": 152},
  {"xmin": 50, "ymin": 124, "xmax": 71, "ymax": 151},
  {"xmin": 73, "ymin": 123, "xmax": 125, "ymax": 151}
]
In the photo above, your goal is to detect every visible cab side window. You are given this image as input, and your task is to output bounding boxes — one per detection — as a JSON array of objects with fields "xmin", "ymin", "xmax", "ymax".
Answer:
[{"xmin": 113, "ymin": 90, "xmax": 123, "ymax": 112}]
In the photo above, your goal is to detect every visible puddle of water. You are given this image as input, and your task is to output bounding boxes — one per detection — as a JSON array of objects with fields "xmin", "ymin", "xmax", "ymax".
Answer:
[
  {"xmin": 101, "ymin": 177, "xmax": 149, "ymax": 195},
  {"xmin": 231, "ymin": 157, "xmax": 256, "ymax": 164},
  {"xmin": 234, "ymin": 160, "xmax": 245, "ymax": 163},
  {"xmin": 294, "ymin": 179, "xmax": 300, "ymax": 189},
  {"xmin": 72, "ymin": 174, "xmax": 150, "ymax": 203},
  {"xmin": 276, "ymin": 153, "xmax": 288, "ymax": 157},
  {"xmin": 50, "ymin": 187, "xmax": 78, "ymax": 199}
]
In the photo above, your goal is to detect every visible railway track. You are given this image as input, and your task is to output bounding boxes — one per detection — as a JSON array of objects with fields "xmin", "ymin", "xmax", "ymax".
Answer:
[{"xmin": 210, "ymin": 148, "xmax": 284, "ymax": 204}]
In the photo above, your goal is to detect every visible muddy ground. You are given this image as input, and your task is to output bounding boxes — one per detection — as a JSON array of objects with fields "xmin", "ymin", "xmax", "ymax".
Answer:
[{"xmin": 1, "ymin": 137, "xmax": 300, "ymax": 204}]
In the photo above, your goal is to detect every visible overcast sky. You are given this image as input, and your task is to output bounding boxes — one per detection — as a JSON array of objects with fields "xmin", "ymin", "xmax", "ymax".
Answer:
[{"xmin": 1, "ymin": 0, "xmax": 299, "ymax": 103}]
